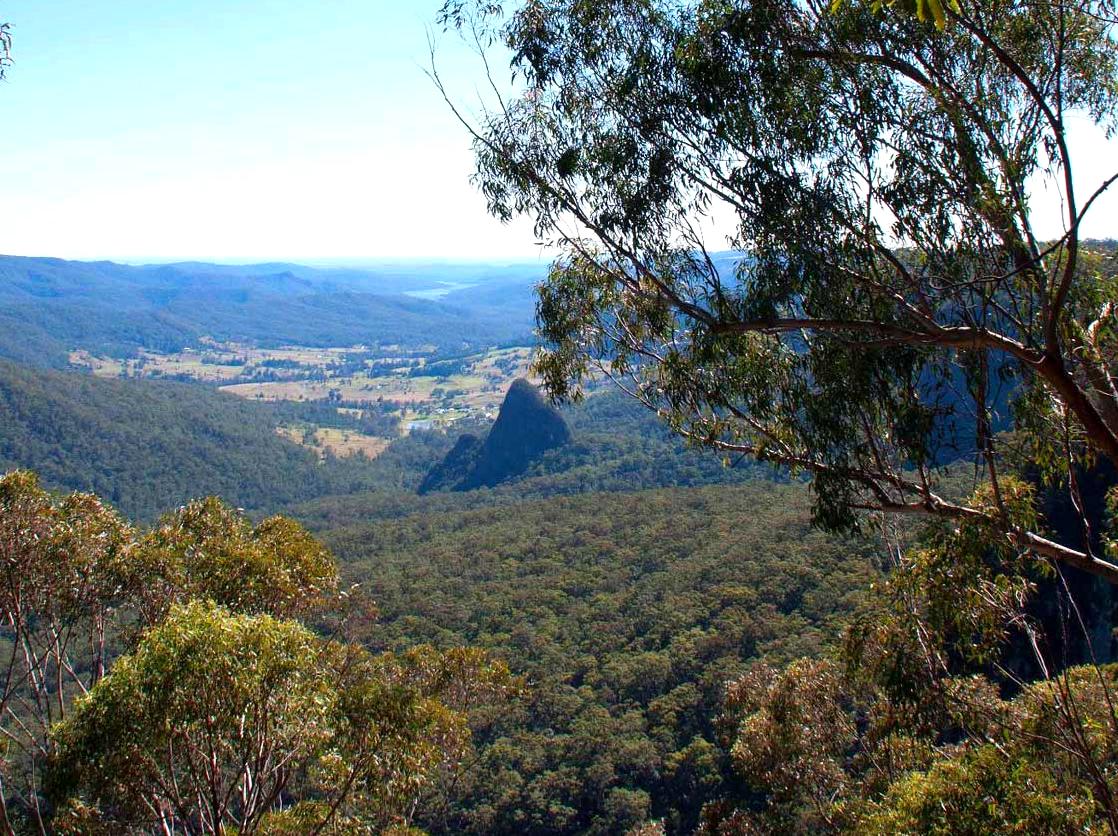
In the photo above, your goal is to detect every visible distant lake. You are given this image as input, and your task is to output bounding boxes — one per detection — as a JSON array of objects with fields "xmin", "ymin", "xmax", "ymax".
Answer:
[{"xmin": 404, "ymin": 281, "xmax": 478, "ymax": 300}]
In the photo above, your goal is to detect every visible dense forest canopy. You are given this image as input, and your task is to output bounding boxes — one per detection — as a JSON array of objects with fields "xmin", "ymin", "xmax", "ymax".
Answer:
[{"xmin": 323, "ymin": 482, "xmax": 880, "ymax": 833}]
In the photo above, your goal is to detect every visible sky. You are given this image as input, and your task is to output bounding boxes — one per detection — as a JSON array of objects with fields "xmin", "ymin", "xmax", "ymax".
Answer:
[
  {"xmin": 0, "ymin": 1, "xmax": 1114, "ymax": 263},
  {"xmin": 0, "ymin": 0, "xmax": 545, "ymax": 262}
]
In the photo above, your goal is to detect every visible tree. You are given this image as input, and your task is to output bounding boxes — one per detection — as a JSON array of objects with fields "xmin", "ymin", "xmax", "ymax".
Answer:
[
  {"xmin": 0, "ymin": 475, "xmax": 342, "ymax": 830},
  {"xmin": 705, "ymin": 482, "xmax": 1118, "ymax": 832},
  {"xmin": 722, "ymin": 658, "xmax": 855, "ymax": 832},
  {"xmin": 0, "ymin": 471, "xmax": 137, "ymax": 831},
  {"xmin": 47, "ymin": 601, "xmax": 515, "ymax": 835},
  {"xmin": 133, "ymin": 497, "xmax": 339, "ymax": 624},
  {"xmin": 0, "ymin": 471, "xmax": 515, "ymax": 832},
  {"xmin": 0, "ymin": 13, "xmax": 10, "ymax": 80},
  {"xmin": 436, "ymin": 0, "xmax": 1118, "ymax": 582},
  {"xmin": 47, "ymin": 602, "xmax": 340, "ymax": 834}
]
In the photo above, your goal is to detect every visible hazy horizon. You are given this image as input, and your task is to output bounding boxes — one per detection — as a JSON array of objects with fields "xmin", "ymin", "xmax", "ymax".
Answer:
[{"xmin": 0, "ymin": 252, "xmax": 555, "ymax": 269}]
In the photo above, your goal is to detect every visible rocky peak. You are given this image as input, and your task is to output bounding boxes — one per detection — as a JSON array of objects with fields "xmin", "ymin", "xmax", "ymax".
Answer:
[{"xmin": 418, "ymin": 379, "xmax": 571, "ymax": 493}]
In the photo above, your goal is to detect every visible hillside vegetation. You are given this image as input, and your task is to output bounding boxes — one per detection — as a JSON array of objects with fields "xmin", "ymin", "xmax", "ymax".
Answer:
[
  {"xmin": 288, "ymin": 389, "xmax": 770, "ymax": 530},
  {"xmin": 0, "ymin": 359, "xmax": 445, "ymax": 519},
  {"xmin": 0, "ymin": 352, "xmax": 768, "ymax": 523},
  {"xmin": 0, "ymin": 471, "xmax": 514, "ymax": 834},
  {"xmin": 0, "ymin": 256, "xmax": 540, "ymax": 365},
  {"xmin": 319, "ymin": 483, "xmax": 879, "ymax": 834}
]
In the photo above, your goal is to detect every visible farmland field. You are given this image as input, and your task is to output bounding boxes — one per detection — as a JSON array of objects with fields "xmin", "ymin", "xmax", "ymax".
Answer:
[
  {"xmin": 72, "ymin": 342, "xmax": 538, "ymax": 460},
  {"xmin": 275, "ymin": 426, "xmax": 392, "ymax": 460}
]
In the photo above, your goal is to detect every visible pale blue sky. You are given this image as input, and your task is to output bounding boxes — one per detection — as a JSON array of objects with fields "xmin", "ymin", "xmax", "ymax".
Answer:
[
  {"xmin": 0, "ymin": 2, "xmax": 1114, "ymax": 262},
  {"xmin": 0, "ymin": 0, "xmax": 543, "ymax": 261}
]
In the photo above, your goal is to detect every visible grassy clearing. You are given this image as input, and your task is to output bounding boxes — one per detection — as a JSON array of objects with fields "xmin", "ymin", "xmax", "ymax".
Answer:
[{"xmin": 276, "ymin": 426, "xmax": 392, "ymax": 460}]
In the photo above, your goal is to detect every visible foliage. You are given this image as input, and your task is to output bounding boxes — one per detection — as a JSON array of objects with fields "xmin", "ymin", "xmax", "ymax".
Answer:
[
  {"xmin": 47, "ymin": 601, "xmax": 515, "ymax": 834},
  {"xmin": 320, "ymin": 482, "xmax": 879, "ymax": 833},
  {"xmin": 723, "ymin": 659, "xmax": 855, "ymax": 833},
  {"xmin": 47, "ymin": 602, "xmax": 340, "ymax": 833},
  {"xmin": 135, "ymin": 497, "xmax": 339, "ymax": 622},
  {"xmin": 858, "ymin": 742, "xmax": 1095, "ymax": 831},
  {"xmin": 0, "ymin": 358, "xmax": 438, "ymax": 521},
  {"xmin": 439, "ymin": 0, "xmax": 1118, "ymax": 584},
  {"xmin": 843, "ymin": 478, "xmax": 1043, "ymax": 702},
  {"xmin": 0, "ymin": 471, "xmax": 136, "ymax": 831},
  {"xmin": 432, "ymin": 5, "xmax": 1118, "ymax": 817},
  {"xmin": 850, "ymin": 664, "xmax": 1118, "ymax": 835},
  {"xmin": 711, "ymin": 495, "xmax": 1118, "ymax": 834},
  {"xmin": 1108, "ymin": 485, "xmax": 1118, "ymax": 561},
  {"xmin": 856, "ymin": 744, "xmax": 1095, "ymax": 835},
  {"xmin": 0, "ymin": 471, "xmax": 511, "ymax": 834},
  {"xmin": 0, "ymin": 16, "xmax": 9, "ymax": 81}
]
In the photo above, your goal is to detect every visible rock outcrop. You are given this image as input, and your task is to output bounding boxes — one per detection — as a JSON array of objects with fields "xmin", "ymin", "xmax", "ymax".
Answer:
[{"xmin": 418, "ymin": 379, "xmax": 571, "ymax": 493}]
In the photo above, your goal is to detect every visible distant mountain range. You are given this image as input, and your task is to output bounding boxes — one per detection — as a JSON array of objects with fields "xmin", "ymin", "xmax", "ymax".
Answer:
[
  {"xmin": 0, "ymin": 255, "xmax": 549, "ymax": 365},
  {"xmin": 0, "ymin": 252, "xmax": 763, "ymax": 367}
]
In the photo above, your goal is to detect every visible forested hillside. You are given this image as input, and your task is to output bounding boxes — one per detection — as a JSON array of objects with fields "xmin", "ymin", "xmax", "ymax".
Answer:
[
  {"xmin": 0, "ymin": 359, "xmax": 441, "ymax": 519},
  {"xmin": 0, "ymin": 255, "xmax": 540, "ymax": 365},
  {"xmin": 0, "ymin": 357, "xmax": 769, "ymax": 523},
  {"xmin": 315, "ymin": 483, "xmax": 879, "ymax": 834},
  {"xmin": 431, "ymin": 0, "xmax": 1118, "ymax": 829}
]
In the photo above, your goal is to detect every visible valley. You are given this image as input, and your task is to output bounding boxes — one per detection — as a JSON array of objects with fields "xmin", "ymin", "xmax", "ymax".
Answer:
[
  {"xmin": 72, "ymin": 340, "xmax": 540, "ymax": 458},
  {"xmin": 4, "ymin": 249, "xmax": 1117, "ymax": 834},
  {"xmin": 4, "ymin": 1, "xmax": 1116, "ymax": 832}
]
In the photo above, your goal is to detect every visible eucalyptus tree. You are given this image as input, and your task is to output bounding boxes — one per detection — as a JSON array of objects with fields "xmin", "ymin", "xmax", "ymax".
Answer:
[
  {"xmin": 0, "ymin": 472, "xmax": 511, "ymax": 833},
  {"xmin": 47, "ymin": 602, "xmax": 340, "ymax": 835},
  {"xmin": 436, "ymin": 0, "xmax": 1118, "ymax": 581},
  {"xmin": 0, "ymin": 473, "xmax": 514, "ymax": 834},
  {"xmin": 133, "ymin": 497, "xmax": 340, "ymax": 625},
  {"xmin": 0, "ymin": 472, "xmax": 137, "ymax": 832},
  {"xmin": 47, "ymin": 602, "xmax": 514, "ymax": 835},
  {"xmin": 0, "ymin": 476, "xmax": 342, "ymax": 830}
]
